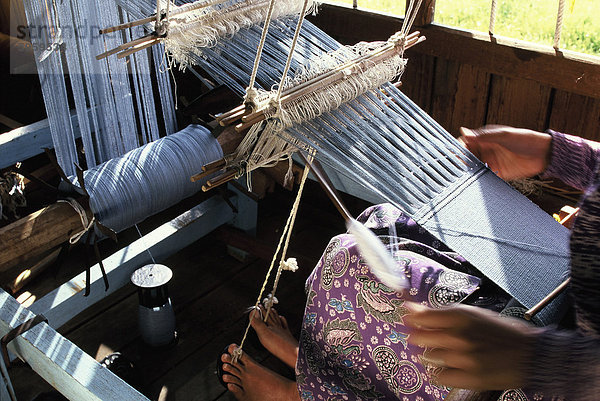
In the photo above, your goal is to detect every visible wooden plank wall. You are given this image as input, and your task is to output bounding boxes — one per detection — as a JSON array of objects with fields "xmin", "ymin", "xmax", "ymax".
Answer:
[{"xmin": 308, "ymin": 4, "xmax": 600, "ymax": 141}]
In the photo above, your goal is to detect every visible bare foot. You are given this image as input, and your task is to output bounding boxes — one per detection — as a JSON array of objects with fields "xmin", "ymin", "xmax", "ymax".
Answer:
[
  {"xmin": 250, "ymin": 306, "xmax": 299, "ymax": 369},
  {"xmin": 221, "ymin": 344, "xmax": 300, "ymax": 401}
]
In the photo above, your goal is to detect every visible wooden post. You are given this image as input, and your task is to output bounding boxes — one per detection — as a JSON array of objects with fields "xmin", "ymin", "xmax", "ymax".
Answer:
[{"xmin": 406, "ymin": 0, "xmax": 435, "ymax": 26}]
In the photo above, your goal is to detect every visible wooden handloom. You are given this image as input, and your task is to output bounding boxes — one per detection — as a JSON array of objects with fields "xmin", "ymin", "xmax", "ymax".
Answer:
[{"xmin": 1, "ymin": 0, "xmax": 600, "ymax": 399}]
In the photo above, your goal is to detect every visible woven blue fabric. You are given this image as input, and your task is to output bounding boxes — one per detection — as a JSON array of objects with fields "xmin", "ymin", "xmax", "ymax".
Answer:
[{"xmin": 413, "ymin": 169, "xmax": 570, "ymax": 325}]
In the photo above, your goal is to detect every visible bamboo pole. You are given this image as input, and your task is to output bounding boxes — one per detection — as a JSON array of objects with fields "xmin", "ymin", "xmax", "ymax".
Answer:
[
  {"xmin": 98, "ymin": 0, "xmax": 225, "ymax": 35},
  {"xmin": 524, "ymin": 278, "xmax": 571, "ymax": 321},
  {"xmin": 96, "ymin": 34, "xmax": 157, "ymax": 60},
  {"xmin": 117, "ymin": 38, "xmax": 162, "ymax": 59},
  {"xmin": 202, "ymin": 168, "xmax": 240, "ymax": 191},
  {"xmin": 100, "ymin": 16, "xmax": 156, "ymax": 35}
]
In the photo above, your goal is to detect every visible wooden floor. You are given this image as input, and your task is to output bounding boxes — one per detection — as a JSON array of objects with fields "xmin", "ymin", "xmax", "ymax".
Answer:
[{"xmin": 9, "ymin": 182, "xmax": 370, "ymax": 401}]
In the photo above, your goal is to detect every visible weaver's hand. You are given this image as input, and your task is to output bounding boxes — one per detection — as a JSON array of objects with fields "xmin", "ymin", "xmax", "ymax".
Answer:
[
  {"xmin": 404, "ymin": 303, "xmax": 542, "ymax": 390},
  {"xmin": 459, "ymin": 125, "xmax": 552, "ymax": 180}
]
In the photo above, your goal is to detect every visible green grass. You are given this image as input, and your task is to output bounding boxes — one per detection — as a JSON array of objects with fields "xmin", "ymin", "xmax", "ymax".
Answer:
[{"xmin": 330, "ymin": 0, "xmax": 600, "ymax": 56}]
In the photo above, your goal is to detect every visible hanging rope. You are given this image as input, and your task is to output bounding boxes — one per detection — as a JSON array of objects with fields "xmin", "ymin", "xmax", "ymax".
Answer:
[
  {"xmin": 245, "ymin": 0, "xmax": 278, "ymax": 106},
  {"xmin": 232, "ymin": 157, "xmax": 312, "ymax": 363},
  {"xmin": 228, "ymin": 0, "xmax": 426, "ymax": 361},
  {"xmin": 402, "ymin": 0, "xmax": 424, "ymax": 37},
  {"xmin": 554, "ymin": 0, "xmax": 566, "ymax": 49},
  {"xmin": 275, "ymin": 0, "xmax": 311, "ymax": 103},
  {"xmin": 262, "ymin": 155, "xmax": 312, "ymax": 322},
  {"xmin": 489, "ymin": 0, "xmax": 497, "ymax": 35}
]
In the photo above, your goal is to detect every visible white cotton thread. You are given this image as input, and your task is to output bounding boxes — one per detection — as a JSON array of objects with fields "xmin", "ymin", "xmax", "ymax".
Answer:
[
  {"xmin": 22, "ymin": 0, "xmax": 176, "ymax": 177},
  {"xmin": 346, "ymin": 218, "xmax": 409, "ymax": 292},
  {"xmin": 280, "ymin": 258, "xmax": 298, "ymax": 272},
  {"xmin": 262, "ymin": 293, "xmax": 279, "ymax": 309},
  {"xmin": 163, "ymin": 0, "xmax": 317, "ymax": 71},
  {"xmin": 228, "ymin": 34, "xmax": 409, "ymax": 180},
  {"xmin": 233, "ymin": 157, "xmax": 312, "ymax": 362}
]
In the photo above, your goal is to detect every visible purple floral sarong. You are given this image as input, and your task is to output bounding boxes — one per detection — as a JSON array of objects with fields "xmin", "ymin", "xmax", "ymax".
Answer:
[
  {"xmin": 295, "ymin": 204, "xmax": 481, "ymax": 400},
  {"xmin": 295, "ymin": 204, "xmax": 551, "ymax": 401}
]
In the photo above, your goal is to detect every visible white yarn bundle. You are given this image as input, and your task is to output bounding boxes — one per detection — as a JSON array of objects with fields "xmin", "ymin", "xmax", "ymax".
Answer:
[
  {"xmin": 164, "ymin": 0, "xmax": 318, "ymax": 70},
  {"xmin": 231, "ymin": 38, "xmax": 408, "ymax": 179}
]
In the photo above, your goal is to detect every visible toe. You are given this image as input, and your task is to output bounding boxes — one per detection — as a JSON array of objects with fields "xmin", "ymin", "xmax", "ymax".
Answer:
[
  {"xmin": 249, "ymin": 306, "xmax": 262, "ymax": 322},
  {"xmin": 227, "ymin": 343, "xmax": 239, "ymax": 355},
  {"xmin": 227, "ymin": 383, "xmax": 243, "ymax": 396},
  {"xmin": 279, "ymin": 315, "xmax": 289, "ymax": 330},
  {"xmin": 222, "ymin": 373, "xmax": 242, "ymax": 387},
  {"xmin": 266, "ymin": 308, "xmax": 280, "ymax": 326},
  {"xmin": 250, "ymin": 309, "xmax": 266, "ymax": 330},
  {"xmin": 227, "ymin": 344, "xmax": 246, "ymax": 366},
  {"xmin": 223, "ymin": 362, "xmax": 242, "ymax": 375},
  {"xmin": 221, "ymin": 353, "xmax": 232, "ymax": 363}
]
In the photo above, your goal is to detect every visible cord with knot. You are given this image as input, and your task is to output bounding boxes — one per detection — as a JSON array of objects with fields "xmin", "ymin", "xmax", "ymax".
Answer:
[{"xmin": 57, "ymin": 197, "xmax": 95, "ymax": 244}]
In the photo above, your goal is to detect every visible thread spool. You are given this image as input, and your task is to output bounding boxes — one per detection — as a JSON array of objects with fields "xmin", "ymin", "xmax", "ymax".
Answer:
[
  {"xmin": 71, "ymin": 124, "xmax": 223, "ymax": 235},
  {"xmin": 131, "ymin": 264, "xmax": 177, "ymax": 347}
]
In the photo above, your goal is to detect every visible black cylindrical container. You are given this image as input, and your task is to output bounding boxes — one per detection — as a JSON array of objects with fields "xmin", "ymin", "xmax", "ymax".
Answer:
[{"xmin": 131, "ymin": 264, "xmax": 176, "ymax": 347}]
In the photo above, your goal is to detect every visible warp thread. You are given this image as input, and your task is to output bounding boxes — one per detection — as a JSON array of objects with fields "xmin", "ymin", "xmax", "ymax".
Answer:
[
  {"xmin": 22, "ymin": 0, "xmax": 176, "ymax": 177},
  {"xmin": 229, "ymin": 35, "xmax": 409, "ymax": 184}
]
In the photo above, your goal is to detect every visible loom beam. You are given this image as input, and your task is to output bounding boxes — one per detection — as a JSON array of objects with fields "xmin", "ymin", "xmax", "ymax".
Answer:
[
  {"xmin": 0, "ymin": 124, "xmax": 298, "ymax": 280},
  {"xmin": 0, "ymin": 127, "xmax": 240, "ymax": 278}
]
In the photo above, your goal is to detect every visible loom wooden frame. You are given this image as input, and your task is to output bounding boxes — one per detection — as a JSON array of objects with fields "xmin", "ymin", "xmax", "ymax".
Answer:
[
  {"xmin": 0, "ymin": 192, "xmax": 257, "ymax": 400},
  {"xmin": 3, "ymin": 0, "xmax": 599, "ymax": 397},
  {"xmin": 0, "ymin": 111, "xmax": 84, "ymax": 170}
]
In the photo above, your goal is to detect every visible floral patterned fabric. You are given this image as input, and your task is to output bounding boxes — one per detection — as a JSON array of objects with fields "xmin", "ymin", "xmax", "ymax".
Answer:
[{"xmin": 295, "ymin": 204, "xmax": 482, "ymax": 401}]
